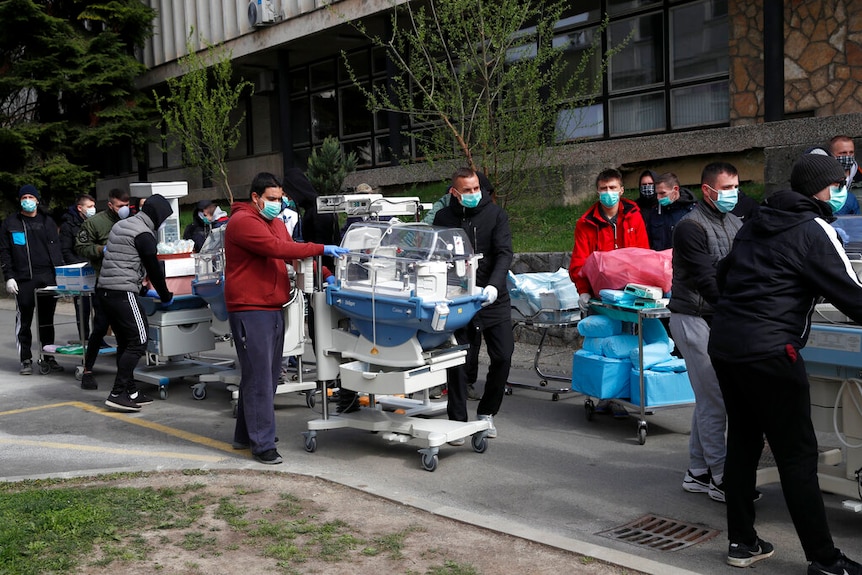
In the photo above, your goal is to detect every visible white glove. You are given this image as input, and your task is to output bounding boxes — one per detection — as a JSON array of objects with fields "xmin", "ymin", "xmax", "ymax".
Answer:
[
  {"xmin": 578, "ymin": 293, "xmax": 592, "ymax": 315},
  {"xmin": 481, "ymin": 285, "xmax": 498, "ymax": 307},
  {"xmin": 5, "ymin": 278, "xmax": 18, "ymax": 296}
]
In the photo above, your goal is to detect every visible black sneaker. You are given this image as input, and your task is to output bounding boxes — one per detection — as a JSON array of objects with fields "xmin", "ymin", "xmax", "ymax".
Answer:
[
  {"xmin": 682, "ymin": 470, "xmax": 711, "ymax": 494},
  {"xmin": 105, "ymin": 391, "xmax": 141, "ymax": 412},
  {"xmin": 808, "ymin": 552, "xmax": 862, "ymax": 575},
  {"xmin": 727, "ymin": 537, "xmax": 774, "ymax": 568},
  {"xmin": 254, "ymin": 449, "xmax": 283, "ymax": 464},
  {"xmin": 80, "ymin": 372, "xmax": 97, "ymax": 390},
  {"xmin": 19, "ymin": 360, "xmax": 32, "ymax": 375},
  {"xmin": 128, "ymin": 390, "xmax": 154, "ymax": 405},
  {"xmin": 45, "ymin": 356, "xmax": 64, "ymax": 373}
]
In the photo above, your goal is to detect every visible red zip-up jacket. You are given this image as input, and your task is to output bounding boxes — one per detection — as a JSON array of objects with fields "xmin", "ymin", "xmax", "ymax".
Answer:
[
  {"xmin": 568, "ymin": 198, "xmax": 649, "ymax": 295},
  {"xmin": 225, "ymin": 201, "xmax": 325, "ymax": 313}
]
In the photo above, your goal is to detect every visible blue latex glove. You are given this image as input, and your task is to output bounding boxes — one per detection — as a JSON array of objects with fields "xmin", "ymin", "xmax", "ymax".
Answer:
[
  {"xmin": 325, "ymin": 275, "xmax": 336, "ymax": 285},
  {"xmin": 323, "ymin": 245, "xmax": 350, "ymax": 258},
  {"xmin": 835, "ymin": 226, "xmax": 850, "ymax": 245},
  {"xmin": 160, "ymin": 297, "xmax": 174, "ymax": 308},
  {"xmin": 145, "ymin": 289, "xmax": 159, "ymax": 298}
]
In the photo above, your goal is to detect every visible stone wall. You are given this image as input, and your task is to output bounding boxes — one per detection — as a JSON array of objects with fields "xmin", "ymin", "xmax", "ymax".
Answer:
[{"xmin": 731, "ymin": 0, "xmax": 862, "ymax": 124}]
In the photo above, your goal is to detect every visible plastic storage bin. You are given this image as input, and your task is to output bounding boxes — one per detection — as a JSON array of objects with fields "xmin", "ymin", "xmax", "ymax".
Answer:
[
  {"xmin": 571, "ymin": 350, "xmax": 631, "ymax": 399},
  {"xmin": 629, "ymin": 368, "xmax": 694, "ymax": 407}
]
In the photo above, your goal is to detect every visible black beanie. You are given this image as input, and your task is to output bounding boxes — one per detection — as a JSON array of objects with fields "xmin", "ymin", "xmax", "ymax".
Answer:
[
  {"xmin": 790, "ymin": 154, "xmax": 846, "ymax": 197},
  {"xmin": 18, "ymin": 184, "xmax": 40, "ymax": 200}
]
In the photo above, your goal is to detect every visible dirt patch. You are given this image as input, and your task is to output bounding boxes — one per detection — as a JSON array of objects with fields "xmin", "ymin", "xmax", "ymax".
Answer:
[{"xmin": 66, "ymin": 469, "xmax": 641, "ymax": 575}]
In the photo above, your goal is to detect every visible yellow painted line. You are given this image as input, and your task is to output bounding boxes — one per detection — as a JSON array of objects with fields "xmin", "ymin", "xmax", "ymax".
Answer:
[
  {"xmin": 0, "ymin": 401, "xmax": 240, "ymax": 457},
  {"xmin": 0, "ymin": 438, "xmax": 224, "ymax": 462}
]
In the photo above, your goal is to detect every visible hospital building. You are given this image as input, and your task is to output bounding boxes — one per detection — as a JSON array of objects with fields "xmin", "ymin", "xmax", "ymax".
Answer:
[{"xmin": 96, "ymin": 0, "xmax": 862, "ymax": 203}]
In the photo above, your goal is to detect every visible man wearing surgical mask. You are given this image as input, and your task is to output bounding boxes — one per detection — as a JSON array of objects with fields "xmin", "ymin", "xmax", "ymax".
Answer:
[
  {"xmin": 59, "ymin": 193, "xmax": 97, "ymax": 343},
  {"xmin": 568, "ymin": 168, "xmax": 649, "ymax": 308},
  {"xmin": 225, "ymin": 172, "xmax": 347, "ymax": 464},
  {"xmin": 0, "ymin": 185, "xmax": 65, "ymax": 375},
  {"xmin": 433, "ymin": 168, "xmax": 513, "ymax": 440},
  {"xmin": 829, "ymin": 135, "xmax": 862, "ymax": 210},
  {"xmin": 669, "ymin": 162, "xmax": 743, "ymax": 505}
]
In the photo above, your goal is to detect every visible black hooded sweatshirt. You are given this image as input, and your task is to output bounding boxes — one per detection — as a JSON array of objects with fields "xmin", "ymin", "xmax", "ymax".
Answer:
[{"xmin": 708, "ymin": 189, "xmax": 862, "ymax": 362}]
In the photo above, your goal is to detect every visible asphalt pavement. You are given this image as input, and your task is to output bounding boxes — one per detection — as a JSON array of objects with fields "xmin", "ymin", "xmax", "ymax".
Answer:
[{"xmin": 0, "ymin": 298, "xmax": 860, "ymax": 575}]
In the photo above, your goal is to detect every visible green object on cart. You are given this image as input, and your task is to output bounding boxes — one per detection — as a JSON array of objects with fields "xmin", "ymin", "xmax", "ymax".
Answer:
[{"xmin": 56, "ymin": 345, "xmax": 84, "ymax": 355}]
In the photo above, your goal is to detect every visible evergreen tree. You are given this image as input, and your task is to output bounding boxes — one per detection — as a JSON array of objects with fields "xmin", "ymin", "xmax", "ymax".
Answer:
[
  {"xmin": 0, "ymin": 0, "xmax": 155, "ymax": 210},
  {"xmin": 306, "ymin": 136, "xmax": 358, "ymax": 196}
]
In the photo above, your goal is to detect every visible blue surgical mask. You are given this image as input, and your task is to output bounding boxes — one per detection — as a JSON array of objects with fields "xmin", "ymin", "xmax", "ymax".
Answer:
[
  {"xmin": 658, "ymin": 196, "xmax": 673, "ymax": 207},
  {"xmin": 599, "ymin": 191, "xmax": 620, "ymax": 208},
  {"xmin": 828, "ymin": 184, "xmax": 848, "ymax": 213},
  {"xmin": 117, "ymin": 205, "xmax": 130, "ymax": 219},
  {"xmin": 260, "ymin": 200, "xmax": 281, "ymax": 220},
  {"xmin": 460, "ymin": 191, "xmax": 481, "ymax": 209},
  {"xmin": 198, "ymin": 212, "xmax": 210, "ymax": 225},
  {"xmin": 713, "ymin": 188, "xmax": 739, "ymax": 214},
  {"xmin": 20, "ymin": 199, "xmax": 37, "ymax": 213},
  {"xmin": 282, "ymin": 198, "xmax": 296, "ymax": 211}
]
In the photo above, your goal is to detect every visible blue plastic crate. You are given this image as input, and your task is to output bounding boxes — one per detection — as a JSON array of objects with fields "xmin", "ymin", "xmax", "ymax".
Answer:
[
  {"xmin": 571, "ymin": 350, "xmax": 631, "ymax": 399},
  {"xmin": 629, "ymin": 368, "xmax": 694, "ymax": 407}
]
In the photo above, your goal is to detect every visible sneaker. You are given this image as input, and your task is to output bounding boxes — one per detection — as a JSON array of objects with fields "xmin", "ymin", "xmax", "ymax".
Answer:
[
  {"xmin": 19, "ymin": 360, "xmax": 32, "ymax": 375},
  {"xmin": 467, "ymin": 384, "xmax": 481, "ymax": 401},
  {"xmin": 80, "ymin": 372, "xmax": 97, "ymax": 390},
  {"xmin": 478, "ymin": 414, "xmax": 497, "ymax": 438},
  {"xmin": 45, "ymin": 356, "xmax": 64, "ymax": 373},
  {"xmin": 709, "ymin": 479, "xmax": 726, "ymax": 502},
  {"xmin": 447, "ymin": 438, "xmax": 466, "ymax": 447},
  {"xmin": 105, "ymin": 391, "xmax": 141, "ymax": 412},
  {"xmin": 254, "ymin": 449, "xmax": 283, "ymax": 464},
  {"xmin": 709, "ymin": 480, "xmax": 762, "ymax": 504},
  {"xmin": 428, "ymin": 385, "xmax": 444, "ymax": 399},
  {"xmin": 727, "ymin": 537, "xmax": 774, "ymax": 568},
  {"xmin": 682, "ymin": 470, "xmax": 711, "ymax": 494},
  {"xmin": 129, "ymin": 390, "xmax": 154, "ymax": 405},
  {"xmin": 808, "ymin": 552, "xmax": 862, "ymax": 575}
]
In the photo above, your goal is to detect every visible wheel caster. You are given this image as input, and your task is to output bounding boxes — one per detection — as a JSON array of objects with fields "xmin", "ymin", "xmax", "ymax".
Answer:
[
  {"xmin": 504, "ymin": 386, "xmax": 513, "ymax": 396},
  {"xmin": 192, "ymin": 384, "xmax": 206, "ymax": 400},
  {"xmin": 471, "ymin": 433, "xmax": 488, "ymax": 453},
  {"xmin": 637, "ymin": 424, "xmax": 648, "ymax": 445},
  {"xmin": 305, "ymin": 434, "xmax": 317, "ymax": 453},
  {"xmin": 159, "ymin": 387, "xmax": 168, "ymax": 400},
  {"xmin": 38, "ymin": 361, "xmax": 51, "ymax": 375},
  {"xmin": 305, "ymin": 391, "xmax": 315, "ymax": 409},
  {"xmin": 420, "ymin": 452, "xmax": 438, "ymax": 472},
  {"xmin": 540, "ymin": 379, "xmax": 548, "ymax": 387},
  {"xmin": 585, "ymin": 400, "xmax": 595, "ymax": 421},
  {"xmin": 552, "ymin": 393, "xmax": 560, "ymax": 401},
  {"xmin": 74, "ymin": 365, "xmax": 84, "ymax": 381}
]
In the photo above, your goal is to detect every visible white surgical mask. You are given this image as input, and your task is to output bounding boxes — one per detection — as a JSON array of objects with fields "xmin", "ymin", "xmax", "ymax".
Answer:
[
  {"xmin": 117, "ymin": 205, "xmax": 130, "ymax": 219},
  {"xmin": 84, "ymin": 207, "xmax": 96, "ymax": 218}
]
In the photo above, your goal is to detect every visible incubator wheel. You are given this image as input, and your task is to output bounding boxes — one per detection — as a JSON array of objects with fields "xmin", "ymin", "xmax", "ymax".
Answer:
[
  {"xmin": 552, "ymin": 393, "xmax": 560, "ymax": 402},
  {"xmin": 420, "ymin": 452, "xmax": 438, "ymax": 472},
  {"xmin": 74, "ymin": 365, "xmax": 84, "ymax": 380},
  {"xmin": 192, "ymin": 384, "xmax": 206, "ymax": 400},
  {"xmin": 585, "ymin": 399, "xmax": 595, "ymax": 421},
  {"xmin": 305, "ymin": 391, "xmax": 315, "ymax": 409},
  {"xmin": 304, "ymin": 435, "xmax": 317, "ymax": 453},
  {"xmin": 540, "ymin": 379, "xmax": 548, "ymax": 387},
  {"xmin": 38, "ymin": 361, "xmax": 51, "ymax": 375},
  {"xmin": 637, "ymin": 423, "xmax": 647, "ymax": 445},
  {"xmin": 159, "ymin": 387, "xmax": 168, "ymax": 400},
  {"xmin": 471, "ymin": 433, "xmax": 488, "ymax": 454}
]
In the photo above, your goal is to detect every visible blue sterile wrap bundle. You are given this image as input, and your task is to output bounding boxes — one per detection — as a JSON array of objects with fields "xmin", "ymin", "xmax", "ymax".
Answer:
[
  {"xmin": 577, "ymin": 314, "xmax": 622, "ymax": 338},
  {"xmin": 601, "ymin": 334, "xmax": 640, "ymax": 359}
]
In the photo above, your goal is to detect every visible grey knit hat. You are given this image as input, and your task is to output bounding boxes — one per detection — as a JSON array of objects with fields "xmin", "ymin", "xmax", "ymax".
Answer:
[{"xmin": 790, "ymin": 154, "xmax": 846, "ymax": 197}]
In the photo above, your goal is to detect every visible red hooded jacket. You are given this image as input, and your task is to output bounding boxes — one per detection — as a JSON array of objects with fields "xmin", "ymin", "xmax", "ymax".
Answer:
[
  {"xmin": 568, "ymin": 198, "xmax": 649, "ymax": 295},
  {"xmin": 225, "ymin": 201, "xmax": 325, "ymax": 313}
]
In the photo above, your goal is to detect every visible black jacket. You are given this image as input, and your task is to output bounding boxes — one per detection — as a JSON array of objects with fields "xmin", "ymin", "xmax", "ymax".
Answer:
[
  {"xmin": 59, "ymin": 206, "xmax": 87, "ymax": 264},
  {"xmin": 708, "ymin": 190, "xmax": 862, "ymax": 362},
  {"xmin": 646, "ymin": 187, "xmax": 697, "ymax": 251},
  {"xmin": 433, "ymin": 191, "xmax": 513, "ymax": 327},
  {"xmin": 0, "ymin": 208, "xmax": 63, "ymax": 282}
]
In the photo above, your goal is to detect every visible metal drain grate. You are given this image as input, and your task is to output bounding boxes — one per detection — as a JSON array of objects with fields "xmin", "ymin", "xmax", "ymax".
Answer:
[{"xmin": 598, "ymin": 515, "xmax": 719, "ymax": 551}]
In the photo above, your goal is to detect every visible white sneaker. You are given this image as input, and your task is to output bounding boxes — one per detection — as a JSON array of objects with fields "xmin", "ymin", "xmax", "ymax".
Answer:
[{"xmin": 478, "ymin": 414, "xmax": 496, "ymax": 438}]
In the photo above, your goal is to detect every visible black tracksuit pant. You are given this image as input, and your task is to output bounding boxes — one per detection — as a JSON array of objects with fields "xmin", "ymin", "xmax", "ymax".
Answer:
[{"xmin": 96, "ymin": 289, "xmax": 148, "ymax": 395}]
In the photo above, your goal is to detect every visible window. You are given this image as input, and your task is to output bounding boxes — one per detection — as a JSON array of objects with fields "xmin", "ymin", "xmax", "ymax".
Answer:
[
  {"xmin": 671, "ymin": 0, "xmax": 729, "ymax": 81},
  {"xmin": 610, "ymin": 92, "xmax": 665, "ymax": 135},
  {"xmin": 609, "ymin": 12, "xmax": 664, "ymax": 92},
  {"xmin": 671, "ymin": 80, "xmax": 728, "ymax": 128}
]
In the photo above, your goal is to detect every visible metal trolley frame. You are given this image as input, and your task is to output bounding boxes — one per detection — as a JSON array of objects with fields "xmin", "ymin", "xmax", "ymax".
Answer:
[{"xmin": 507, "ymin": 306, "xmax": 581, "ymax": 401}]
